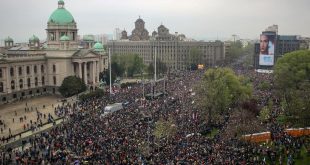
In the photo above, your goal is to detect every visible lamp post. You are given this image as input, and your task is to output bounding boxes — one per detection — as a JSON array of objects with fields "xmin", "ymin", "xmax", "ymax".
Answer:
[{"xmin": 109, "ymin": 48, "xmax": 112, "ymax": 95}]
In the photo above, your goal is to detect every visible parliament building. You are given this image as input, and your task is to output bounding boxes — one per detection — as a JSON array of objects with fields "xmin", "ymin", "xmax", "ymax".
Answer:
[{"xmin": 0, "ymin": 0, "xmax": 108, "ymax": 104}]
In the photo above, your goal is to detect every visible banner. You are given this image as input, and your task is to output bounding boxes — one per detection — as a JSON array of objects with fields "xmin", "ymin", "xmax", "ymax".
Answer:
[{"xmin": 259, "ymin": 34, "xmax": 275, "ymax": 66}]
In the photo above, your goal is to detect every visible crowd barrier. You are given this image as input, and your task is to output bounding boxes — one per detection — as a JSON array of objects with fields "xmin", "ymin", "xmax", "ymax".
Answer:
[{"xmin": 242, "ymin": 127, "xmax": 310, "ymax": 143}]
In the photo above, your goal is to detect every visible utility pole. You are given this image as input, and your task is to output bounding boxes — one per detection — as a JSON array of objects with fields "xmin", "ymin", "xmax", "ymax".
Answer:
[
  {"xmin": 142, "ymin": 72, "xmax": 145, "ymax": 99},
  {"xmin": 154, "ymin": 47, "xmax": 157, "ymax": 82},
  {"xmin": 109, "ymin": 48, "xmax": 112, "ymax": 95}
]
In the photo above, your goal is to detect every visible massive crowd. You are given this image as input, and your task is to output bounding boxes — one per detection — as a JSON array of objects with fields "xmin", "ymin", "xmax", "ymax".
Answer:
[{"xmin": 0, "ymin": 68, "xmax": 309, "ymax": 164}]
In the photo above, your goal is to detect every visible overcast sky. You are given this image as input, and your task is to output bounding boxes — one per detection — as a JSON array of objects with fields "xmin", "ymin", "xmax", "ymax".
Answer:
[{"xmin": 0, "ymin": 0, "xmax": 309, "ymax": 43}]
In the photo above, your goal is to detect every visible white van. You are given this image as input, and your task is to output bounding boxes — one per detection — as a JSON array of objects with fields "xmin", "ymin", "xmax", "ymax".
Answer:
[{"xmin": 104, "ymin": 103, "xmax": 123, "ymax": 114}]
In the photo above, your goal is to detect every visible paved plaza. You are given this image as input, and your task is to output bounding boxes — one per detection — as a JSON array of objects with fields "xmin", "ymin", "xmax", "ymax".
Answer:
[{"xmin": 0, "ymin": 95, "xmax": 64, "ymax": 142}]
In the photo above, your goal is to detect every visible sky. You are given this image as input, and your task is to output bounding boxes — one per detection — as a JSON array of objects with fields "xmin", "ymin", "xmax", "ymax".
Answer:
[{"xmin": 0, "ymin": 0, "xmax": 309, "ymax": 43}]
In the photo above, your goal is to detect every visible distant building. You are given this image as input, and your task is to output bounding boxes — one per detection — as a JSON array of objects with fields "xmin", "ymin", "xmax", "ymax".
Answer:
[
  {"xmin": 0, "ymin": 0, "xmax": 108, "ymax": 104},
  {"xmin": 223, "ymin": 42, "xmax": 231, "ymax": 60},
  {"xmin": 113, "ymin": 28, "xmax": 121, "ymax": 41},
  {"xmin": 298, "ymin": 36, "xmax": 310, "ymax": 50},
  {"xmin": 254, "ymin": 26, "xmax": 303, "ymax": 69},
  {"xmin": 265, "ymin": 25, "xmax": 278, "ymax": 34},
  {"xmin": 108, "ymin": 17, "xmax": 225, "ymax": 70},
  {"xmin": 94, "ymin": 34, "xmax": 110, "ymax": 45}
]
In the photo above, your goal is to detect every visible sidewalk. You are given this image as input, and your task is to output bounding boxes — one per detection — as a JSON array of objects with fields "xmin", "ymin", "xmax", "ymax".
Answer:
[{"xmin": 1, "ymin": 118, "xmax": 64, "ymax": 149}]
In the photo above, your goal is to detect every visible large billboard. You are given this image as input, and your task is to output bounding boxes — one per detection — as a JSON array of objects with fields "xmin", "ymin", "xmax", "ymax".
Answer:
[{"xmin": 259, "ymin": 34, "xmax": 275, "ymax": 66}]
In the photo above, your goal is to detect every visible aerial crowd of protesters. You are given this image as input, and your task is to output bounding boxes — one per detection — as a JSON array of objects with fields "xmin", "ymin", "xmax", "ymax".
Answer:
[{"xmin": 1, "ymin": 67, "xmax": 309, "ymax": 164}]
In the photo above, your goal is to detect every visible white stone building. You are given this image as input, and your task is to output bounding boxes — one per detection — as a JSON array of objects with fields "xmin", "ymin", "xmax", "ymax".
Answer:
[{"xmin": 0, "ymin": 0, "xmax": 108, "ymax": 104}]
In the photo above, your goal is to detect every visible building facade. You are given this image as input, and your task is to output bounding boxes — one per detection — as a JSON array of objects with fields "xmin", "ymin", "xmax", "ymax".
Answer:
[
  {"xmin": 0, "ymin": 0, "xmax": 108, "ymax": 104},
  {"xmin": 254, "ymin": 29, "xmax": 301, "ymax": 69},
  {"xmin": 109, "ymin": 18, "xmax": 225, "ymax": 70}
]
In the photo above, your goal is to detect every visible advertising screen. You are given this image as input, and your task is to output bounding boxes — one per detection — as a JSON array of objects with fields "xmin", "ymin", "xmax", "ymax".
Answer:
[{"xmin": 259, "ymin": 34, "xmax": 275, "ymax": 66}]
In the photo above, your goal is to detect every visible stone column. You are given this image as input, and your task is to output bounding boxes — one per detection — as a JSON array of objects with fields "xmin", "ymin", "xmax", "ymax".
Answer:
[
  {"xmin": 15, "ymin": 65, "xmax": 19, "ymax": 91},
  {"xmin": 92, "ymin": 61, "xmax": 96, "ymax": 84},
  {"xmin": 78, "ymin": 62, "xmax": 82, "ymax": 79},
  {"xmin": 6, "ymin": 67, "xmax": 11, "ymax": 93},
  {"xmin": 23, "ymin": 65, "xmax": 28, "ymax": 90},
  {"xmin": 36, "ymin": 65, "xmax": 39, "ymax": 87},
  {"xmin": 83, "ymin": 62, "xmax": 87, "ymax": 84},
  {"xmin": 96, "ymin": 61, "xmax": 99, "ymax": 83}
]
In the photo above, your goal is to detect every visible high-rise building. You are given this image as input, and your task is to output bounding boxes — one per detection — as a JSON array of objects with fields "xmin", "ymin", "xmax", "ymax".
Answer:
[
  {"xmin": 113, "ymin": 28, "xmax": 121, "ymax": 41},
  {"xmin": 254, "ymin": 26, "xmax": 302, "ymax": 70}
]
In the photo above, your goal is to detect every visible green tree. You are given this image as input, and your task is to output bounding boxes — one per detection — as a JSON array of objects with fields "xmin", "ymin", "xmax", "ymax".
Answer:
[
  {"xmin": 111, "ymin": 54, "xmax": 125, "ymax": 77},
  {"xmin": 147, "ymin": 63, "xmax": 154, "ymax": 75},
  {"xmin": 274, "ymin": 50, "xmax": 310, "ymax": 127},
  {"xmin": 153, "ymin": 117, "xmax": 177, "ymax": 140},
  {"xmin": 259, "ymin": 100, "xmax": 272, "ymax": 122},
  {"xmin": 241, "ymin": 43, "xmax": 255, "ymax": 68},
  {"xmin": 99, "ymin": 69, "xmax": 116, "ymax": 85},
  {"xmin": 195, "ymin": 67, "xmax": 252, "ymax": 124},
  {"xmin": 59, "ymin": 76, "xmax": 86, "ymax": 97},
  {"xmin": 127, "ymin": 54, "xmax": 145, "ymax": 77},
  {"xmin": 225, "ymin": 40, "xmax": 243, "ymax": 65},
  {"xmin": 187, "ymin": 47, "xmax": 203, "ymax": 69},
  {"xmin": 112, "ymin": 54, "xmax": 144, "ymax": 77},
  {"xmin": 147, "ymin": 58, "xmax": 167, "ymax": 76}
]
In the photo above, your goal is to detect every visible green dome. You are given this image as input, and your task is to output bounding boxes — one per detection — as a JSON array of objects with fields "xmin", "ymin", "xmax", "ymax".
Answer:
[
  {"xmin": 4, "ymin": 36, "xmax": 13, "ymax": 42},
  {"xmin": 60, "ymin": 35, "xmax": 70, "ymax": 41},
  {"xmin": 83, "ymin": 35, "xmax": 94, "ymax": 41},
  {"xmin": 93, "ymin": 42, "xmax": 104, "ymax": 50},
  {"xmin": 29, "ymin": 35, "xmax": 39, "ymax": 42},
  {"xmin": 48, "ymin": 1, "xmax": 75, "ymax": 25}
]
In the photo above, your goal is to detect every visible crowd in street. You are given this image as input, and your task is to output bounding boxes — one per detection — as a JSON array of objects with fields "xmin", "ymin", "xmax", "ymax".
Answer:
[{"xmin": 1, "ymin": 68, "xmax": 309, "ymax": 164}]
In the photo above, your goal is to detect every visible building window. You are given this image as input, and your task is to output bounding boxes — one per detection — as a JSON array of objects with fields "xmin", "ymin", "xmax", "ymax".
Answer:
[
  {"xmin": 10, "ymin": 67, "xmax": 14, "ymax": 77},
  {"xmin": 72, "ymin": 32, "xmax": 75, "ymax": 41},
  {"xmin": 41, "ymin": 65, "xmax": 44, "ymax": 73},
  {"xmin": 19, "ymin": 79, "xmax": 23, "ymax": 89},
  {"xmin": 42, "ymin": 76, "xmax": 45, "ymax": 85},
  {"xmin": 27, "ymin": 78, "xmax": 31, "ymax": 87},
  {"xmin": 53, "ymin": 65, "xmax": 56, "ymax": 73},
  {"xmin": 19, "ymin": 67, "xmax": 22, "ymax": 76},
  {"xmin": 11, "ymin": 80, "xmax": 15, "ymax": 90},
  {"xmin": 27, "ymin": 66, "xmax": 30, "ymax": 75},
  {"xmin": 49, "ymin": 32, "xmax": 55, "ymax": 41},
  {"xmin": 0, "ymin": 82, "xmax": 3, "ymax": 92},
  {"xmin": 0, "ymin": 69, "xmax": 2, "ymax": 78},
  {"xmin": 53, "ymin": 76, "xmax": 56, "ymax": 85},
  {"xmin": 35, "ymin": 77, "xmax": 38, "ymax": 86},
  {"xmin": 34, "ymin": 65, "xmax": 37, "ymax": 74}
]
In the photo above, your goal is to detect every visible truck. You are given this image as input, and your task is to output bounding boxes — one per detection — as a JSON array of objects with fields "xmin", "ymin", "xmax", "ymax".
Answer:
[{"xmin": 103, "ymin": 103, "xmax": 123, "ymax": 114}]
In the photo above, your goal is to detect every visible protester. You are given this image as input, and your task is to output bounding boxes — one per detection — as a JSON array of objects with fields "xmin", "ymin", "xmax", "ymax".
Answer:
[{"xmin": 0, "ymin": 69, "xmax": 308, "ymax": 164}]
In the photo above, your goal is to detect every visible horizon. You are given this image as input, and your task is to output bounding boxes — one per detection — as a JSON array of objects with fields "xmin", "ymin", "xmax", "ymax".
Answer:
[{"xmin": 0, "ymin": 0, "xmax": 309, "ymax": 43}]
